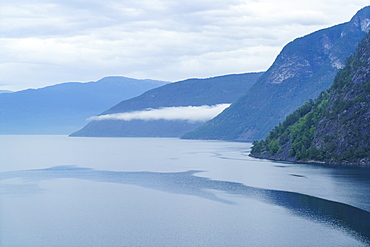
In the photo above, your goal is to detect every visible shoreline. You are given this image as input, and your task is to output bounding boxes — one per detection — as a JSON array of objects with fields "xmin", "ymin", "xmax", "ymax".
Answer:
[{"xmin": 249, "ymin": 153, "xmax": 370, "ymax": 168}]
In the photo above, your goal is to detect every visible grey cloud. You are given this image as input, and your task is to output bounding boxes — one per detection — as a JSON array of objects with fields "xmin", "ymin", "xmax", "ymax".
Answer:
[{"xmin": 0, "ymin": 0, "xmax": 368, "ymax": 90}]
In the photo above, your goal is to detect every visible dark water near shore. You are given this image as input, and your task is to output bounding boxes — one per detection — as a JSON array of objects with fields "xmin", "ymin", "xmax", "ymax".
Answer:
[{"xmin": 1, "ymin": 135, "xmax": 370, "ymax": 247}]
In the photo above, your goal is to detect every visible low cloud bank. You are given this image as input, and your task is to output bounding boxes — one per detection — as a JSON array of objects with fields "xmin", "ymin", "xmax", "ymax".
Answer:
[{"xmin": 89, "ymin": 104, "xmax": 231, "ymax": 123}]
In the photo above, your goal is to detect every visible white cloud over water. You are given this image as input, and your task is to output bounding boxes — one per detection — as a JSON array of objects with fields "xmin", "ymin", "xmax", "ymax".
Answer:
[{"xmin": 89, "ymin": 104, "xmax": 231, "ymax": 122}]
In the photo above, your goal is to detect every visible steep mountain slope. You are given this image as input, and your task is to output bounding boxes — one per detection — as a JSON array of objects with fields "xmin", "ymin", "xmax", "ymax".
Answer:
[
  {"xmin": 0, "ymin": 77, "xmax": 166, "ymax": 134},
  {"xmin": 250, "ymin": 30, "xmax": 370, "ymax": 166},
  {"xmin": 70, "ymin": 72, "xmax": 263, "ymax": 137},
  {"xmin": 182, "ymin": 6, "xmax": 370, "ymax": 141}
]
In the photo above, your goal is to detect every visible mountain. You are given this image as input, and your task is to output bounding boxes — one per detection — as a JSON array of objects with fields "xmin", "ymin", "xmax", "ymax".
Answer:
[
  {"xmin": 70, "ymin": 72, "xmax": 263, "ymax": 137},
  {"xmin": 0, "ymin": 77, "xmax": 167, "ymax": 134},
  {"xmin": 182, "ymin": 6, "xmax": 370, "ymax": 141},
  {"xmin": 250, "ymin": 30, "xmax": 370, "ymax": 167}
]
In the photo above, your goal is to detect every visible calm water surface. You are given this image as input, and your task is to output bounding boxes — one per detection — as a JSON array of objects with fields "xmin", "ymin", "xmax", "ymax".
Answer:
[{"xmin": 1, "ymin": 135, "xmax": 369, "ymax": 247}]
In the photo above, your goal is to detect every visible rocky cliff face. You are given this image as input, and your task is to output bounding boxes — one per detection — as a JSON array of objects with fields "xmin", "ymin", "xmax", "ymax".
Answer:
[
  {"xmin": 312, "ymin": 34, "xmax": 370, "ymax": 163},
  {"xmin": 250, "ymin": 30, "xmax": 370, "ymax": 167},
  {"xmin": 182, "ymin": 6, "xmax": 370, "ymax": 141}
]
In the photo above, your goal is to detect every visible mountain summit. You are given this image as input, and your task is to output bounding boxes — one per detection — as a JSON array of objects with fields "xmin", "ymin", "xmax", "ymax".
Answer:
[
  {"xmin": 250, "ymin": 30, "xmax": 370, "ymax": 166},
  {"xmin": 183, "ymin": 6, "xmax": 370, "ymax": 141}
]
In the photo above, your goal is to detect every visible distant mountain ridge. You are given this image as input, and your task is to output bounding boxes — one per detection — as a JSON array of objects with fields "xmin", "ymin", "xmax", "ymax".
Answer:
[
  {"xmin": 70, "ymin": 72, "xmax": 263, "ymax": 137},
  {"xmin": 250, "ymin": 30, "xmax": 370, "ymax": 166},
  {"xmin": 0, "ymin": 90, "xmax": 12, "ymax": 94},
  {"xmin": 0, "ymin": 76, "xmax": 167, "ymax": 134},
  {"xmin": 182, "ymin": 6, "xmax": 370, "ymax": 141}
]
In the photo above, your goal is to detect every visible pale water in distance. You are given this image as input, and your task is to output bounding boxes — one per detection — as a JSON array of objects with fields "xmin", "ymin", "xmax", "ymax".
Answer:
[{"xmin": 1, "ymin": 135, "xmax": 369, "ymax": 247}]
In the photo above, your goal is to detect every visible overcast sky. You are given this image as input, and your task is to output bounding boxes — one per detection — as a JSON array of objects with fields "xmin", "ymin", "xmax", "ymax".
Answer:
[{"xmin": 0, "ymin": 0, "xmax": 368, "ymax": 91}]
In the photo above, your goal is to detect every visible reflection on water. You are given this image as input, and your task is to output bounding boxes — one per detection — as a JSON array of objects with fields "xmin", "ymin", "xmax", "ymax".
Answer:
[{"xmin": 1, "ymin": 165, "xmax": 369, "ymax": 245}]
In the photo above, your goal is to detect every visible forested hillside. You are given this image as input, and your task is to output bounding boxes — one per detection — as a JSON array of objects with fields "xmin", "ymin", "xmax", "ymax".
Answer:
[{"xmin": 250, "ymin": 31, "xmax": 370, "ymax": 166}]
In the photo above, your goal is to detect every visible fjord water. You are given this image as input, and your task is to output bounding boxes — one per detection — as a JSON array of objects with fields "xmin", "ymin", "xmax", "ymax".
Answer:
[{"xmin": 1, "ymin": 136, "xmax": 369, "ymax": 247}]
